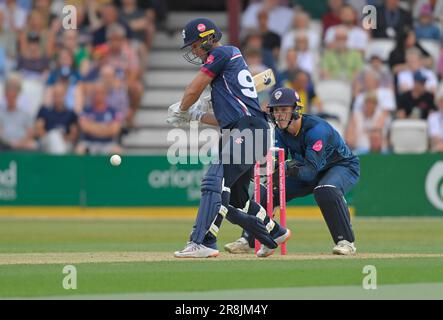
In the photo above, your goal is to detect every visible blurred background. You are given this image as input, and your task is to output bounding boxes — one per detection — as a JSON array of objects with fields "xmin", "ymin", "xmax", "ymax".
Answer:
[{"xmin": 0, "ymin": 0, "xmax": 442, "ymax": 216}]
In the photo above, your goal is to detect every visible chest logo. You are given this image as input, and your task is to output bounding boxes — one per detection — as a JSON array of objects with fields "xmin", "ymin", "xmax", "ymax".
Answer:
[{"xmin": 312, "ymin": 140, "xmax": 323, "ymax": 152}]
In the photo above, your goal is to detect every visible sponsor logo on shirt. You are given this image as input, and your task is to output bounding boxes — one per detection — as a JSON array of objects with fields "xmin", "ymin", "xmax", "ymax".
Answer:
[
  {"xmin": 205, "ymin": 54, "xmax": 215, "ymax": 64},
  {"xmin": 313, "ymin": 140, "xmax": 323, "ymax": 152}
]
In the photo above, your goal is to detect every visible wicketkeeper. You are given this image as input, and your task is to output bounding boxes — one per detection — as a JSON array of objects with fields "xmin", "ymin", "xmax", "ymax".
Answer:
[{"xmin": 225, "ymin": 87, "xmax": 360, "ymax": 256}]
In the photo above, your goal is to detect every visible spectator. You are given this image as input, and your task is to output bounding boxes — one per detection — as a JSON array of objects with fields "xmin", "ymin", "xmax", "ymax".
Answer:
[
  {"xmin": 345, "ymin": 92, "xmax": 388, "ymax": 154},
  {"xmin": 439, "ymin": 49, "xmax": 443, "ymax": 79},
  {"xmin": 105, "ymin": 23, "xmax": 142, "ymax": 127},
  {"xmin": 428, "ymin": 91, "xmax": 443, "ymax": 152},
  {"xmin": 16, "ymin": 32, "xmax": 50, "ymax": 79},
  {"xmin": 244, "ymin": 47, "xmax": 267, "ymax": 76},
  {"xmin": 324, "ymin": 5, "xmax": 369, "ymax": 52},
  {"xmin": 241, "ymin": 30, "xmax": 278, "ymax": 73},
  {"xmin": 388, "ymin": 28, "xmax": 432, "ymax": 74},
  {"xmin": 18, "ymin": 10, "xmax": 52, "ymax": 58},
  {"xmin": 368, "ymin": 128, "xmax": 389, "ymax": 154},
  {"xmin": 35, "ymin": 82, "xmax": 78, "ymax": 154},
  {"xmin": 355, "ymin": 54, "xmax": 393, "ymax": 96},
  {"xmin": 293, "ymin": 33, "xmax": 315, "ymax": 75},
  {"xmin": 397, "ymin": 48, "xmax": 438, "ymax": 94},
  {"xmin": 397, "ymin": 70, "xmax": 437, "ymax": 119},
  {"xmin": 92, "ymin": 3, "xmax": 132, "ymax": 47},
  {"xmin": 353, "ymin": 69, "xmax": 396, "ymax": 119},
  {"xmin": 320, "ymin": 26, "xmax": 364, "ymax": 81},
  {"xmin": 0, "ymin": 0, "xmax": 28, "ymax": 32},
  {"xmin": 412, "ymin": 0, "xmax": 443, "ymax": 24},
  {"xmin": 242, "ymin": 0, "xmax": 293, "ymax": 37},
  {"xmin": 44, "ymin": 47, "xmax": 84, "ymax": 113},
  {"xmin": 59, "ymin": 29, "xmax": 91, "ymax": 77},
  {"xmin": 33, "ymin": 0, "xmax": 58, "ymax": 29},
  {"xmin": 98, "ymin": 65, "xmax": 130, "ymax": 124},
  {"xmin": 372, "ymin": 0, "xmax": 413, "ymax": 39},
  {"xmin": 285, "ymin": 69, "xmax": 322, "ymax": 114},
  {"xmin": 321, "ymin": 0, "xmax": 343, "ymax": 36},
  {"xmin": 415, "ymin": 3, "xmax": 441, "ymax": 41},
  {"xmin": 119, "ymin": 0, "xmax": 153, "ymax": 61},
  {"xmin": 279, "ymin": 48, "xmax": 299, "ymax": 84},
  {"xmin": 0, "ymin": 73, "xmax": 36, "ymax": 151},
  {"xmin": 0, "ymin": 9, "xmax": 18, "ymax": 76},
  {"xmin": 83, "ymin": 44, "xmax": 110, "ymax": 85},
  {"xmin": 257, "ymin": 9, "xmax": 281, "ymax": 62},
  {"xmin": 76, "ymin": 82, "xmax": 123, "ymax": 155},
  {"xmin": 281, "ymin": 10, "xmax": 320, "ymax": 55}
]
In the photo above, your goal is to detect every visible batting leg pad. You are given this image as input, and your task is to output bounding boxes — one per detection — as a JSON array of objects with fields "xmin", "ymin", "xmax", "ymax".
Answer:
[
  {"xmin": 239, "ymin": 200, "xmax": 284, "ymax": 246},
  {"xmin": 313, "ymin": 185, "xmax": 355, "ymax": 244},
  {"xmin": 191, "ymin": 164, "xmax": 229, "ymax": 246},
  {"xmin": 226, "ymin": 205, "xmax": 278, "ymax": 249}
]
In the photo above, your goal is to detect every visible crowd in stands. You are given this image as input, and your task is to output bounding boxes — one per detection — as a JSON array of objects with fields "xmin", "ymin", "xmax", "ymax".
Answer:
[
  {"xmin": 241, "ymin": 0, "xmax": 443, "ymax": 154},
  {"xmin": 1, "ymin": 0, "xmax": 443, "ymax": 155},
  {"xmin": 0, "ymin": 0, "xmax": 165, "ymax": 154}
]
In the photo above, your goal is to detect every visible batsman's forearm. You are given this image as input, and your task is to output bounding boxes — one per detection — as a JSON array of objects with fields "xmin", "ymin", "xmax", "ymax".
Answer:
[{"xmin": 179, "ymin": 86, "xmax": 201, "ymax": 112}]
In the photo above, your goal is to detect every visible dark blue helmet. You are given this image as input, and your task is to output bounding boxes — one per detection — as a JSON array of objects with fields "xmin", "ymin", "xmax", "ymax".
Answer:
[
  {"xmin": 267, "ymin": 87, "xmax": 303, "ymax": 129},
  {"xmin": 181, "ymin": 18, "xmax": 222, "ymax": 64}
]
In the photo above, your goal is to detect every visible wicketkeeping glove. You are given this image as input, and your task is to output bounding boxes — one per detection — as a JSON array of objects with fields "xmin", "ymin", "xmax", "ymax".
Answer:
[{"xmin": 271, "ymin": 159, "xmax": 301, "ymax": 188}]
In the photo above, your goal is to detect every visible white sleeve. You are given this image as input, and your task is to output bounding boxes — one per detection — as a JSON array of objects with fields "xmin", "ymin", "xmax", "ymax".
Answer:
[
  {"xmin": 281, "ymin": 32, "xmax": 295, "ymax": 53},
  {"xmin": 428, "ymin": 113, "xmax": 440, "ymax": 137},
  {"xmin": 241, "ymin": 3, "xmax": 260, "ymax": 30},
  {"xmin": 378, "ymin": 88, "xmax": 396, "ymax": 111},
  {"xmin": 324, "ymin": 27, "xmax": 335, "ymax": 45},
  {"xmin": 354, "ymin": 29, "xmax": 369, "ymax": 51},
  {"xmin": 424, "ymin": 70, "xmax": 438, "ymax": 91},
  {"xmin": 397, "ymin": 71, "xmax": 413, "ymax": 91},
  {"xmin": 353, "ymin": 94, "xmax": 364, "ymax": 112}
]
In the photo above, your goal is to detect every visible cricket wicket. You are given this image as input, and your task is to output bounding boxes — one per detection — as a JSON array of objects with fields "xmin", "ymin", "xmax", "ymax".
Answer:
[{"xmin": 254, "ymin": 147, "xmax": 287, "ymax": 255}]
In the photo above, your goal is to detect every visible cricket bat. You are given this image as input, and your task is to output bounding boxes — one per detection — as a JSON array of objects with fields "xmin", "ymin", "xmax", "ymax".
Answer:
[{"xmin": 252, "ymin": 68, "xmax": 276, "ymax": 93}]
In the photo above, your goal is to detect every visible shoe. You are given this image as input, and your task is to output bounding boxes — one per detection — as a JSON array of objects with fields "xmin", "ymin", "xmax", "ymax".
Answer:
[
  {"xmin": 257, "ymin": 229, "xmax": 292, "ymax": 258},
  {"xmin": 224, "ymin": 237, "xmax": 254, "ymax": 254},
  {"xmin": 332, "ymin": 240, "xmax": 356, "ymax": 255},
  {"xmin": 174, "ymin": 241, "xmax": 220, "ymax": 258}
]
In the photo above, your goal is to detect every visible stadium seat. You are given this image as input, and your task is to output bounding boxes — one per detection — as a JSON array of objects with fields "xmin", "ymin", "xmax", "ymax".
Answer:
[
  {"xmin": 321, "ymin": 101, "xmax": 350, "ymax": 128},
  {"xmin": 364, "ymin": 39, "xmax": 395, "ymax": 62},
  {"xmin": 420, "ymin": 39, "xmax": 442, "ymax": 72},
  {"xmin": 390, "ymin": 119, "xmax": 428, "ymax": 153},
  {"xmin": 316, "ymin": 80, "xmax": 352, "ymax": 107}
]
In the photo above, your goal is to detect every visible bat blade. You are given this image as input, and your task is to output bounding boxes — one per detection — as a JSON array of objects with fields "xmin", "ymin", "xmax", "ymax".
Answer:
[{"xmin": 253, "ymin": 68, "xmax": 276, "ymax": 93}]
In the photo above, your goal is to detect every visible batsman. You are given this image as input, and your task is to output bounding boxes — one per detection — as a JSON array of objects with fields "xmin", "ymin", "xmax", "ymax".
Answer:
[
  {"xmin": 167, "ymin": 18, "xmax": 291, "ymax": 258},
  {"xmin": 225, "ymin": 87, "xmax": 360, "ymax": 256}
]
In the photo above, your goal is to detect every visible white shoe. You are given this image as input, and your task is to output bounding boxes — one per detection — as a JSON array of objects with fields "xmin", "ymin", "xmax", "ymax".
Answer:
[
  {"xmin": 332, "ymin": 240, "xmax": 356, "ymax": 255},
  {"xmin": 224, "ymin": 237, "xmax": 254, "ymax": 254},
  {"xmin": 257, "ymin": 229, "xmax": 292, "ymax": 258},
  {"xmin": 174, "ymin": 241, "xmax": 219, "ymax": 258}
]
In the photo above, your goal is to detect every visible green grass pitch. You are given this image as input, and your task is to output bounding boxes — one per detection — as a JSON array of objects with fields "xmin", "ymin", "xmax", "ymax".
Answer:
[{"xmin": 1, "ymin": 217, "xmax": 443, "ymax": 299}]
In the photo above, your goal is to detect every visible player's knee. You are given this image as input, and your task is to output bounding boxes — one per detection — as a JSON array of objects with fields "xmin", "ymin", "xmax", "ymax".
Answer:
[
  {"xmin": 313, "ymin": 185, "xmax": 341, "ymax": 204},
  {"xmin": 201, "ymin": 171, "xmax": 230, "ymax": 207}
]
